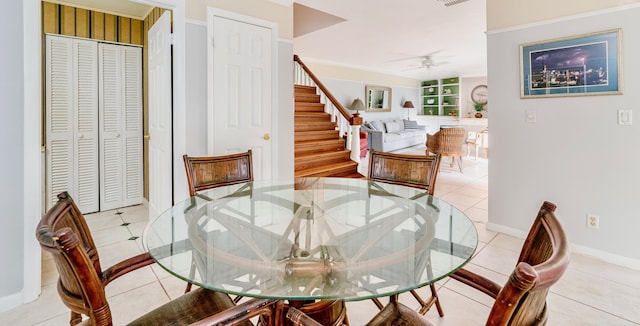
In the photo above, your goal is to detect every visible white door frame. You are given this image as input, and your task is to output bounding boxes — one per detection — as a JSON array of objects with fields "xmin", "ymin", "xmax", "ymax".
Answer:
[
  {"xmin": 207, "ymin": 8, "xmax": 279, "ymax": 180},
  {"xmin": 18, "ymin": 0, "xmax": 186, "ymax": 308}
]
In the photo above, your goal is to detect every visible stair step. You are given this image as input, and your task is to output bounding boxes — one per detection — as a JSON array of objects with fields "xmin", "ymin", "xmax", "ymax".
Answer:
[
  {"xmin": 295, "ymin": 93, "xmax": 321, "ymax": 103},
  {"xmin": 332, "ymin": 171, "xmax": 367, "ymax": 179},
  {"xmin": 295, "ymin": 160, "xmax": 359, "ymax": 178},
  {"xmin": 294, "ymin": 85, "xmax": 317, "ymax": 94},
  {"xmin": 295, "ymin": 130, "xmax": 340, "ymax": 142},
  {"xmin": 295, "ymin": 150, "xmax": 351, "ymax": 170},
  {"xmin": 295, "ymin": 113, "xmax": 333, "ymax": 123},
  {"xmin": 295, "ymin": 122, "xmax": 337, "ymax": 132},
  {"xmin": 295, "ymin": 102, "xmax": 325, "ymax": 112},
  {"xmin": 295, "ymin": 139, "xmax": 345, "ymax": 154}
]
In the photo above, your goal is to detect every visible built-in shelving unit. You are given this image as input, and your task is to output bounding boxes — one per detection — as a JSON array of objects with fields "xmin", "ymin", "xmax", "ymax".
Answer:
[
  {"xmin": 421, "ymin": 79, "xmax": 439, "ymax": 116},
  {"xmin": 420, "ymin": 77, "xmax": 460, "ymax": 117}
]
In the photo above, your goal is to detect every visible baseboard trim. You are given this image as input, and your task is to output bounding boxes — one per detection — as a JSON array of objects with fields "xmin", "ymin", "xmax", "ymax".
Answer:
[{"xmin": 487, "ymin": 223, "xmax": 640, "ymax": 271}]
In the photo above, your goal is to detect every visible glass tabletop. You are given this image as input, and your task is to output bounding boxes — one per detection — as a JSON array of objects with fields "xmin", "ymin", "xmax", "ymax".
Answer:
[{"xmin": 144, "ymin": 177, "xmax": 478, "ymax": 302}]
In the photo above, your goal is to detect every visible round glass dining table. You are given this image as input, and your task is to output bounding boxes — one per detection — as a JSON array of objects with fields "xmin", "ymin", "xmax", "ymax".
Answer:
[{"xmin": 144, "ymin": 177, "xmax": 478, "ymax": 305}]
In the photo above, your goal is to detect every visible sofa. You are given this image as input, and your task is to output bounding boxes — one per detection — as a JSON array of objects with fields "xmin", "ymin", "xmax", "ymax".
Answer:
[{"xmin": 362, "ymin": 119, "xmax": 427, "ymax": 152}]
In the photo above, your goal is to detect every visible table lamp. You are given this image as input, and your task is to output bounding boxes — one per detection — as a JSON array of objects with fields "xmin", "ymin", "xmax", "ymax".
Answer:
[
  {"xmin": 350, "ymin": 98, "xmax": 365, "ymax": 116},
  {"xmin": 403, "ymin": 101, "xmax": 415, "ymax": 120}
]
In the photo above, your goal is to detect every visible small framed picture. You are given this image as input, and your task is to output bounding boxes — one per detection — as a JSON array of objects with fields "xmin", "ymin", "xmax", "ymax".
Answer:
[{"xmin": 520, "ymin": 29, "xmax": 622, "ymax": 98}]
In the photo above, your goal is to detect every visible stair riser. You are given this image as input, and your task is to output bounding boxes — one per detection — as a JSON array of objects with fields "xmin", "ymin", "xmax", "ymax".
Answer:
[
  {"xmin": 295, "ymin": 95, "xmax": 321, "ymax": 103},
  {"xmin": 294, "ymin": 116, "xmax": 333, "ymax": 123},
  {"xmin": 296, "ymin": 103, "xmax": 325, "ymax": 110},
  {"xmin": 295, "ymin": 153, "xmax": 351, "ymax": 170},
  {"xmin": 295, "ymin": 133, "xmax": 339, "ymax": 142},
  {"xmin": 294, "ymin": 85, "xmax": 317, "ymax": 94},
  {"xmin": 296, "ymin": 164, "xmax": 358, "ymax": 178},
  {"xmin": 295, "ymin": 124, "xmax": 337, "ymax": 132},
  {"xmin": 295, "ymin": 143, "xmax": 345, "ymax": 154}
]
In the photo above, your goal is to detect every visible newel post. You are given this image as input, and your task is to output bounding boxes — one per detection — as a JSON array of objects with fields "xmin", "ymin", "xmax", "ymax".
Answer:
[{"xmin": 348, "ymin": 114, "xmax": 363, "ymax": 163}]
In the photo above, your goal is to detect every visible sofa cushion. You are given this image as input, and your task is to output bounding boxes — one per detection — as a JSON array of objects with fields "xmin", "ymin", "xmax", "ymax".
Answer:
[
  {"xmin": 384, "ymin": 120, "xmax": 404, "ymax": 133},
  {"xmin": 370, "ymin": 120, "xmax": 384, "ymax": 131}
]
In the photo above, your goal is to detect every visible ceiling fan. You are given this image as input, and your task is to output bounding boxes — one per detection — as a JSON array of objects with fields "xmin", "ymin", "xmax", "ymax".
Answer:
[{"xmin": 404, "ymin": 56, "xmax": 450, "ymax": 71}]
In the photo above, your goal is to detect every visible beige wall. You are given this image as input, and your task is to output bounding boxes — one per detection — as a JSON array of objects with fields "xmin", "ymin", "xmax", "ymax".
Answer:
[
  {"xmin": 487, "ymin": 0, "xmax": 640, "ymax": 31},
  {"xmin": 185, "ymin": 0, "xmax": 293, "ymax": 39},
  {"xmin": 305, "ymin": 61, "xmax": 421, "ymax": 88}
]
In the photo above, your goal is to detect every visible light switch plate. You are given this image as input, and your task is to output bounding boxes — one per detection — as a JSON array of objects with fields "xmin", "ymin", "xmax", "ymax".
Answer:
[{"xmin": 618, "ymin": 109, "xmax": 632, "ymax": 125}]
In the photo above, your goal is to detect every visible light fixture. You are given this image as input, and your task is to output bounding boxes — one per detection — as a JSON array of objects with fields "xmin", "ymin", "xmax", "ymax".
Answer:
[
  {"xmin": 403, "ymin": 101, "xmax": 415, "ymax": 119},
  {"xmin": 350, "ymin": 98, "xmax": 365, "ymax": 115},
  {"xmin": 435, "ymin": 0, "xmax": 470, "ymax": 7}
]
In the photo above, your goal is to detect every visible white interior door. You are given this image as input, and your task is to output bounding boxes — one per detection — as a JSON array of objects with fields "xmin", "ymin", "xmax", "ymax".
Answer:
[
  {"xmin": 98, "ymin": 43, "xmax": 143, "ymax": 211},
  {"xmin": 148, "ymin": 11, "xmax": 173, "ymax": 220},
  {"xmin": 46, "ymin": 35, "xmax": 99, "ymax": 214},
  {"xmin": 208, "ymin": 11, "xmax": 274, "ymax": 180}
]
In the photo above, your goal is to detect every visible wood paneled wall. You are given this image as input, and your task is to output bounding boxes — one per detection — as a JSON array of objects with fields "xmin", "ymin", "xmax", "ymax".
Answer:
[{"xmin": 42, "ymin": 2, "xmax": 144, "ymax": 45}]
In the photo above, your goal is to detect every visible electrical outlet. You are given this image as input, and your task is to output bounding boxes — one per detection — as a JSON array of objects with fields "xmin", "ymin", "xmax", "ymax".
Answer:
[{"xmin": 587, "ymin": 214, "xmax": 599, "ymax": 229}]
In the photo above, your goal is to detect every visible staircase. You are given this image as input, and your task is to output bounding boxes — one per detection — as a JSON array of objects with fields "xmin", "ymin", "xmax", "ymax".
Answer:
[{"xmin": 294, "ymin": 85, "xmax": 363, "ymax": 178}]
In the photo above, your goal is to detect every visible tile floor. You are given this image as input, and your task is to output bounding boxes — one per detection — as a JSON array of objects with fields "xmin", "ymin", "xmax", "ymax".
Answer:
[{"xmin": 3, "ymin": 146, "xmax": 640, "ymax": 325}]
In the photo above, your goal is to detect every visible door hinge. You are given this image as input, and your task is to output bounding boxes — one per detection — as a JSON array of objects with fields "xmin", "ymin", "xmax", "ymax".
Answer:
[{"xmin": 170, "ymin": 33, "xmax": 175, "ymax": 45}]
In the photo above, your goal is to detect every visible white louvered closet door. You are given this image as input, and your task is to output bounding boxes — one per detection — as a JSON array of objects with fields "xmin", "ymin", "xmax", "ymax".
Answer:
[
  {"xmin": 99, "ymin": 43, "xmax": 143, "ymax": 210},
  {"xmin": 46, "ymin": 35, "xmax": 99, "ymax": 213}
]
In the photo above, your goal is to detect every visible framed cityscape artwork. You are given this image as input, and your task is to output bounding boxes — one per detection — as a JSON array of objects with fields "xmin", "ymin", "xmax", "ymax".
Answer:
[{"xmin": 520, "ymin": 29, "xmax": 622, "ymax": 98}]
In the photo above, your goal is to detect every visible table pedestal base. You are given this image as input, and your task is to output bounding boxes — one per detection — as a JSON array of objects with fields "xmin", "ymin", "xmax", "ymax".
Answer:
[{"xmin": 259, "ymin": 300, "xmax": 348, "ymax": 326}]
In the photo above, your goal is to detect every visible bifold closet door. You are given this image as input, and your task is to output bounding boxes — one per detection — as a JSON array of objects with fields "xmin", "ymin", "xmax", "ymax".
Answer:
[
  {"xmin": 46, "ymin": 35, "xmax": 99, "ymax": 213},
  {"xmin": 99, "ymin": 43, "xmax": 143, "ymax": 210}
]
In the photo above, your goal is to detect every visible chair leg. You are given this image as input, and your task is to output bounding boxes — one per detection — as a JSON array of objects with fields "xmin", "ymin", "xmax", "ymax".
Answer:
[
  {"xmin": 70, "ymin": 311, "xmax": 82, "ymax": 325},
  {"xmin": 410, "ymin": 283, "xmax": 444, "ymax": 316},
  {"xmin": 184, "ymin": 254, "xmax": 197, "ymax": 293},
  {"xmin": 456, "ymin": 156, "xmax": 463, "ymax": 173},
  {"xmin": 371, "ymin": 297, "xmax": 385, "ymax": 310}
]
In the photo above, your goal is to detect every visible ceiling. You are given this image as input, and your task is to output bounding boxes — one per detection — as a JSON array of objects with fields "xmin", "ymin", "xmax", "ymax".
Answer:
[
  {"xmin": 294, "ymin": 0, "xmax": 488, "ymax": 80},
  {"xmin": 53, "ymin": 0, "xmax": 487, "ymax": 81}
]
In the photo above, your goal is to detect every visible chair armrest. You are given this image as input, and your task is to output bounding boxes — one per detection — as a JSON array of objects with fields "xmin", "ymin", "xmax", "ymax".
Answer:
[
  {"xmin": 101, "ymin": 252, "xmax": 155, "ymax": 286},
  {"xmin": 450, "ymin": 268, "xmax": 502, "ymax": 299},
  {"xmin": 188, "ymin": 298, "xmax": 278, "ymax": 325}
]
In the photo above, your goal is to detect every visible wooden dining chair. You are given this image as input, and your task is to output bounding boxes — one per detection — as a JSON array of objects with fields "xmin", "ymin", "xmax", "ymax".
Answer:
[
  {"xmin": 183, "ymin": 150, "xmax": 254, "ymax": 198},
  {"xmin": 36, "ymin": 191, "xmax": 252, "ymax": 326},
  {"xmin": 368, "ymin": 150, "xmax": 442, "ymax": 196},
  {"xmin": 367, "ymin": 201, "xmax": 570, "ymax": 326},
  {"xmin": 367, "ymin": 150, "xmax": 445, "ymax": 317},
  {"xmin": 449, "ymin": 201, "xmax": 570, "ymax": 325},
  {"xmin": 182, "ymin": 150, "xmax": 254, "ymax": 293}
]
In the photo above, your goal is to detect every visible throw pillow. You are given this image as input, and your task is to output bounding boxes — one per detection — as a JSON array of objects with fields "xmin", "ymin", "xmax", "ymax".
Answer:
[
  {"xmin": 403, "ymin": 119, "xmax": 420, "ymax": 129},
  {"xmin": 384, "ymin": 120, "xmax": 403, "ymax": 133},
  {"xmin": 370, "ymin": 120, "xmax": 384, "ymax": 131}
]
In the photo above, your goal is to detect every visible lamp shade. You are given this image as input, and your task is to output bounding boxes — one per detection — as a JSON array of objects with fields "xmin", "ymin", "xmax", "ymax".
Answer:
[
  {"xmin": 402, "ymin": 101, "xmax": 415, "ymax": 108},
  {"xmin": 350, "ymin": 98, "xmax": 365, "ymax": 113}
]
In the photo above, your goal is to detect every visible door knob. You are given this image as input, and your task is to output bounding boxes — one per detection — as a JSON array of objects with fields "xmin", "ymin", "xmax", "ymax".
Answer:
[{"xmin": 263, "ymin": 133, "xmax": 270, "ymax": 140}]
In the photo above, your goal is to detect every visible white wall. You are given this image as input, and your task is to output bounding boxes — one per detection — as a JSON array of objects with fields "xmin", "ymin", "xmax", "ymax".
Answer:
[
  {"xmin": 319, "ymin": 78, "xmax": 421, "ymax": 125},
  {"xmin": 488, "ymin": 4, "xmax": 640, "ymax": 267},
  {"xmin": 0, "ymin": 0, "xmax": 26, "ymax": 304},
  {"xmin": 0, "ymin": 0, "xmax": 41, "ymax": 312}
]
